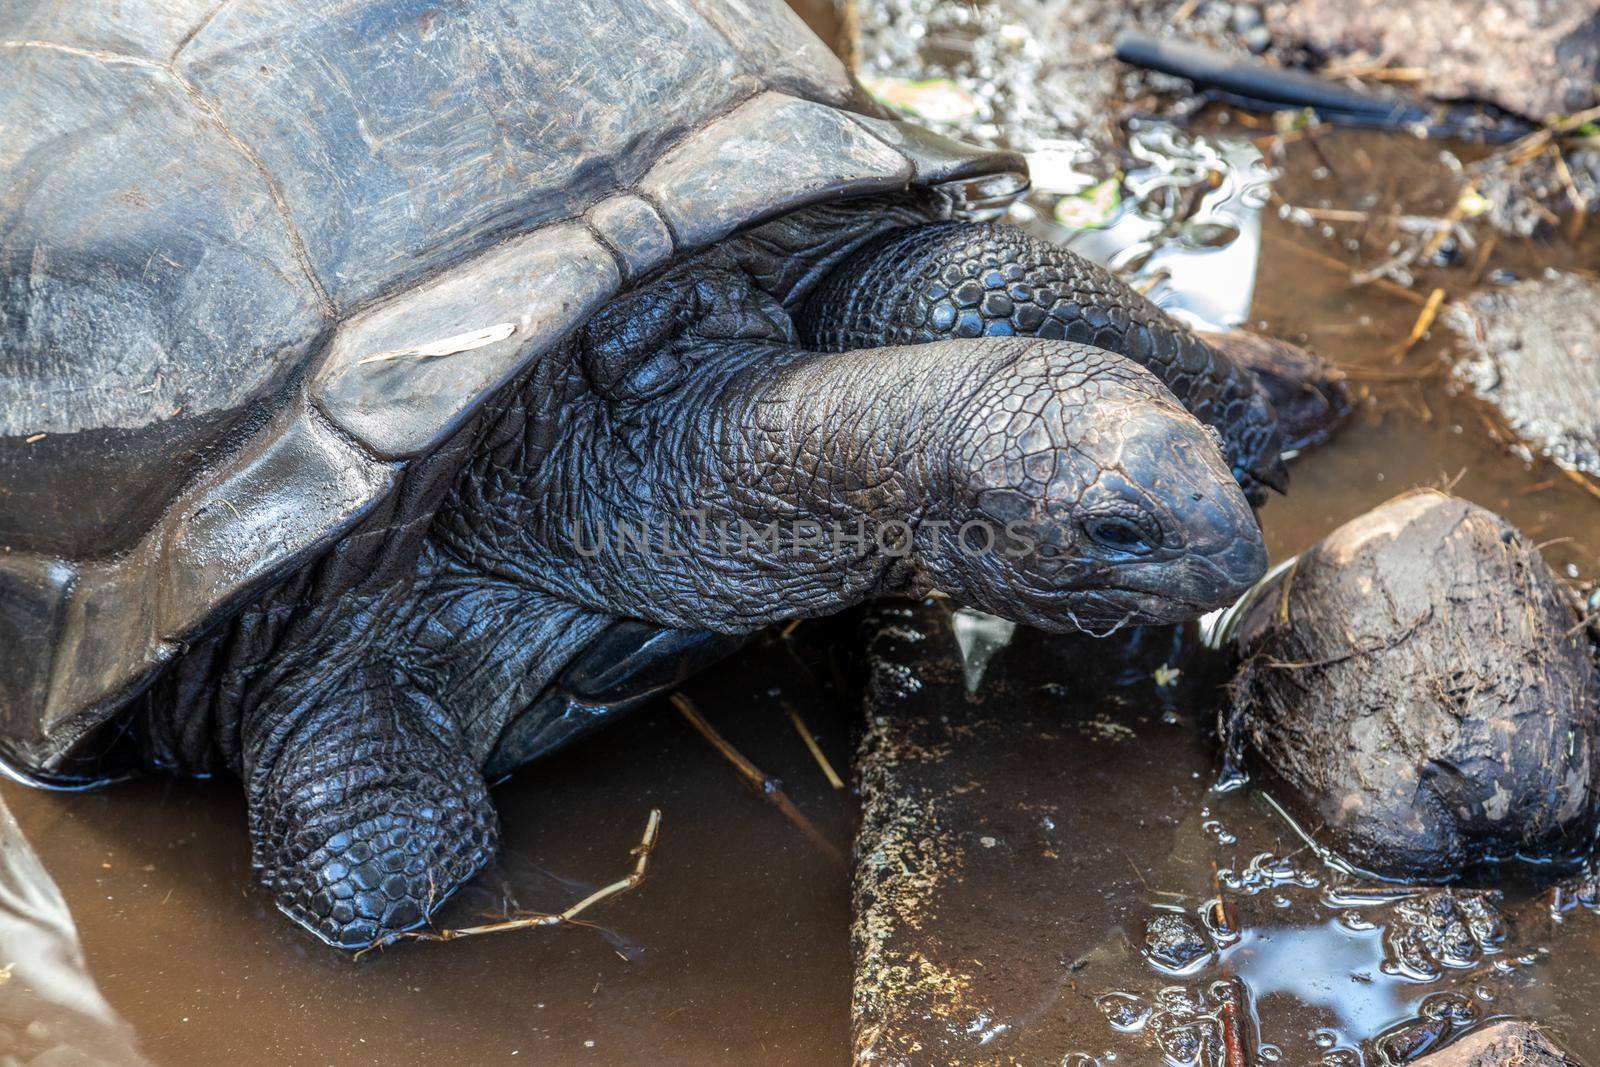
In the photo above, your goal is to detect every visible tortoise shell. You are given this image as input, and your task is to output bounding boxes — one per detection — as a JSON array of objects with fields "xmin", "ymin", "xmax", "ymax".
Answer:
[{"xmin": 0, "ymin": 0, "xmax": 1024, "ymax": 771}]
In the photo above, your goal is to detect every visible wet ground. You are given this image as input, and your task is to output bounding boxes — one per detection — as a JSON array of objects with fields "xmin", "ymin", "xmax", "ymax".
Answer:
[
  {"xmin": 7, "ymin": 36, "xmax": 1600, "ymax": 1067},
  {"xmin": 851, "ymin": 597, "xmax": 1600, "ymax": 1064}
]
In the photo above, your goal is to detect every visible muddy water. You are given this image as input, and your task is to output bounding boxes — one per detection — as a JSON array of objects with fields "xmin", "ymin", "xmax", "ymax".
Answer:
[
  {"xmin": 1025, "ymin": 124, "xmax": 1600, "ymax": 1064},
  {"xmin": 4, "ymin": 119, "xmax": 1600, "ymax": 1067},
  {"xmin": 1244, "ymin": 125, "xmax": 1600, "ymax": 582},
  {"xmin": 1, "ymin": 625, "xmax": 859, "ymax": 1065}
]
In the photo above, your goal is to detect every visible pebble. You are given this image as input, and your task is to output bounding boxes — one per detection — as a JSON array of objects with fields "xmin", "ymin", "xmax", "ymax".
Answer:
[{"xmin": 1142, "ymin": 912, "xmax": 1212, "ymax": 970}]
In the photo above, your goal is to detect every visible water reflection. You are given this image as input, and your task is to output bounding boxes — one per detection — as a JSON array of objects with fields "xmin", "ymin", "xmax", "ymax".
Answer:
[{"xmin": 1228, "ymin": 921, "xmax": 1411, "ymax": 1032}]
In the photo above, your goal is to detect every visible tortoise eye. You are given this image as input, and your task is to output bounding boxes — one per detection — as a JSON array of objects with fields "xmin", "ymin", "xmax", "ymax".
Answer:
[{"xmin": 1083, "ymin": 515, "xmax": 1156, "ymax": 556}]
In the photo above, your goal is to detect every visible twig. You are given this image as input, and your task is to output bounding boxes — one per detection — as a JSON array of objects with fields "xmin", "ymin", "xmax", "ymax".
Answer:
[
  {"xmin": 1324, "ymin": 882, "xmax": 1433, "ymax": 903},
  {"xmin": 1263, "ymin": 232, "xmax": 1427, "ymax": 305},
  {"xmin": 1322, "ymin": 63, "xmax": 1429, "ymax": 83},
  {"xmin": 1564, "ymin": 609, "xmax": 1600, "ymax": 639},
  {"xmin": 784, "ymin": 701, "xmax": 845, "ymax": 790},
  {"xmin": 1553, "ymin": 104, "xmax": 1600, "ymax": 134},
  {"xmin": 1207, "ymin": 861, "xmax": 1241, "ymax": 945},
  {"xmin": 1557, "ymin": 464, "xmax": 1600, "ymax": 504},
  {"xmin": 1292, "ymin": 206, "xmax": 1372, "ymax": 223},
  {"xmin": 1387, "ymin": 287, "xmax": 1446, "ymax": 361},
  {"xmin": 1467, "ymin": 233, "xmax": 1498, "ymax": 286},
  {"xmin": 1171, "ymin": 0, "xmax": 1201, "ymax": 23},
  {"xmin": 1216, "ymin": 977, "xmax": 1256, "ymax": 1067},
  {"xmin": 1482, "ymin": 103, "xmax": 1600, "ymax": 176},
  {"xmin": 671, "ymin": 693, "xmax": 846, "ymax": 865},
  {"xmin": 1420, "ymin": 200, "xmax": 1466, "ymax": 263},
  {"xmin": 355, "ymin": 809, "xmax": 661, "ymax": 957},
  {"xmin": 1336, "ymin": 364, "xmax": 1447, "ymax": 382},
  {"xmin": 1550, "ymin": 143, "xmax": 1589, "ymax": 215},
  {"xmin": 1316, "ymin": 48, "xmax": 1430, "ymax": 83}
]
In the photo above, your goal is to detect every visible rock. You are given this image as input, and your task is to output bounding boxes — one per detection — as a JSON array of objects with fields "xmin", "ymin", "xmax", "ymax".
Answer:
[
  {"xmin": 1407, "ymin": 1019, "xmax": 1585, "ymax": 1066},
  {"xmin": 1262, "ymin": 0, "xmax": 1600, "ymax": 120},
  {"xmin": 1373, "ymin": 991, "xmax": 1487, "ymax": 1062},
  {"xmin": 1382, "ymin": 889, "xmax": 1505, "ymax": 979},
  {"xmin": 1142, "ymin": 912, "xmax": 1214, "ymax": 970},
  {"xmin": 1449, "ymin": 271, "xmax": 1600, "ymax": 479},
  {"xmin": 1225, "ymin": 490, "xmax": 1600, "ymax": 879}
]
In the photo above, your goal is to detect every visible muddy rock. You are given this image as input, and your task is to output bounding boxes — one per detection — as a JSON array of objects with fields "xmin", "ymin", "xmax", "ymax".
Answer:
[
  {"xmin": 1142, "ymin": 911, "xmax": 1215, "ymax": 970},
  {"xmin": 1383, "ymin": 889, "xmax": 1506, "ymax": 979},
  {"xmin": 1449, "ymin": 271, "xmax": 1600, "ymax": 480},
  {"xmin": 1225, "ymin": 490, "xmax": 1600, "ymax": 879},
  {"xmin": 1263, "ymin": 0, "xmax": 1600, "ymax": 120},
  {"xmin": 1408, "ymin": 1019, "xmax": 1585, "ymax": 1066}
]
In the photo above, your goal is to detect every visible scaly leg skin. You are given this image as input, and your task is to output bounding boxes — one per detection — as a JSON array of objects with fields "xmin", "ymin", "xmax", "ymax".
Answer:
[
  {"xmin": 800, "ymin": 221, "xmax": 1288, "ymax": 501},
  {"xmin": 245, "ymin": 665, "xmax": 498, "ymax": 948}
]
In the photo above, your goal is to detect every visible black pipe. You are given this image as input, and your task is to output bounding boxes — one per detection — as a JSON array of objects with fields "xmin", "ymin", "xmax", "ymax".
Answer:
[{"xmin": 1115, "ymin": 32, "xmax": 1531, "ymax": 143}]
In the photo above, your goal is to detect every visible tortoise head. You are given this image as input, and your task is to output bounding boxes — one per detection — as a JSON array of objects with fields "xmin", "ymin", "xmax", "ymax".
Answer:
[{"xmin": 914, "ymin": 343, "xmax": 1269, "ymax": 633}]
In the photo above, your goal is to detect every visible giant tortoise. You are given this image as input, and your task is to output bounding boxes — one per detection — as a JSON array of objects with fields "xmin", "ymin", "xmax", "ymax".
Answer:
[{"xmin": 0, "ymin": 0, "xmax": 1280, "ymax": 947}]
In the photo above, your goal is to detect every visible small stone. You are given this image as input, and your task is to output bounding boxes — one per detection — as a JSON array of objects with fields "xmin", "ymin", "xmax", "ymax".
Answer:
[
  {"xmin": 1142, "ymin": 912, "xmax": 1212, "ymax": 970},
  {"xmin": 1242, "ymin": 25, "xmax": 1272, "ymax": 53},
  {"xmin": 1407, "ymin": 1019, "xmax": 1582, "ymax": 1065},
  {"xmin": 1230, "ymin": 4, "xmax": 1263, "ymax": 33}
]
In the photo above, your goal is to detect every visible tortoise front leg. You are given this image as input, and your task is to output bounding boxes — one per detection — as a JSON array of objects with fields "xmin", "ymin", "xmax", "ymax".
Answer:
[
  {"xmin": 798, "ymin": 221, "xmax": 1288, "ymax": 502},
  {"xmin": 243, "ymin": 664, "xmax": 498, "ymax": 949}
]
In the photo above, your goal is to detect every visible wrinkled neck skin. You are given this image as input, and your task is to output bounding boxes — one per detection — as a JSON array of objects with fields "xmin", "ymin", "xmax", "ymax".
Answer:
[
  {"xmin": 446, "ymin": 340, "xmax": 947, "ymax": 631},
  {"xmin": 132, "ymin": 192, "xmax": 953, "ymax": 777}
]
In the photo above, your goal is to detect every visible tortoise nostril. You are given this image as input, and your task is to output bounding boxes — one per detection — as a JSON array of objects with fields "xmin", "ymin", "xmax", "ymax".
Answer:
[{"xmin": 1219, "ymin": 535, "xmax": 1269, "ymax": 589}]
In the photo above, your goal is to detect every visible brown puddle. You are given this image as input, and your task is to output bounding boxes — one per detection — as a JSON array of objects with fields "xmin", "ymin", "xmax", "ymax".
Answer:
[
  {"xmin": 4, "ymin": 117, "xmax": 1600, "ymax": 1067},
  {"xmin": 2, "ymin": 623, "xmax": 858, "ymax": 1065}
]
